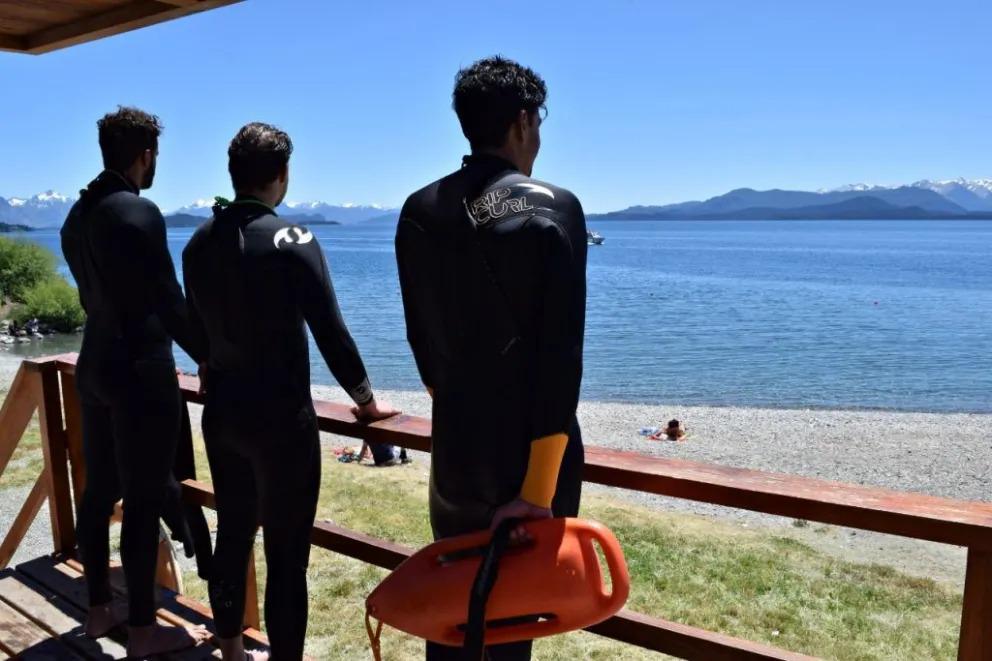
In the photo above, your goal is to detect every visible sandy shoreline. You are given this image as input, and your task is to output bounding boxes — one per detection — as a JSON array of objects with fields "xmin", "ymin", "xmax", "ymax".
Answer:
[{"xmin": 2, "ymin": 352, "xmax": 988, "ymax": 584}]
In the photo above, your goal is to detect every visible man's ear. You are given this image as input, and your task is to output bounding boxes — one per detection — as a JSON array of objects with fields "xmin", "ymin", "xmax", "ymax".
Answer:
[
  {"xmin": 278, "ymin": 164, "xmax": 289, "ymax": 184},
  {"xmin": 511, "ymin": 109, "xmax": 530, "ymax": 143},
  {"xmin": 141, "ymin": 149, "xmax": 154, "ymax": 168}
]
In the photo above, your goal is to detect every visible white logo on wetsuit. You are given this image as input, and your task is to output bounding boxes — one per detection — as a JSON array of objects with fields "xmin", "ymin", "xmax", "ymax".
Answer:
[
  {"xmin": 273, "ymin": 226, "xmax": 314, "ymax": 249},
  {"xmin": 469, "ymin": 187, "xmax": 535, "ymax": 225},
  {"xmin": 517, "ymin": 183, "xmax": 556, "ymax": 200}
]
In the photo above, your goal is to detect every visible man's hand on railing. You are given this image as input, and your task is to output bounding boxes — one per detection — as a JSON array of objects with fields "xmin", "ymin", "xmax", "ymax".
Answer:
[{"xmin": 351, "ymin": 397, "xmax": 401, "ymax": 422}]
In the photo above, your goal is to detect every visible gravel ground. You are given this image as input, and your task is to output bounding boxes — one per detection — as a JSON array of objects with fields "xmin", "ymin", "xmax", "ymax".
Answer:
[
  {"xmin": 2, "ymin": 354, "xmax": 988, "ymax": 587},
  {"xmin": 0, "ymin": 355, "xmax": 54, "ymax": 566}
]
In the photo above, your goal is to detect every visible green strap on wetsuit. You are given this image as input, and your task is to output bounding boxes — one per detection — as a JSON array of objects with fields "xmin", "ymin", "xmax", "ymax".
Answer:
[{"xmin": 213, "ymin": 195, "xmax": 278, "ymax": 215}]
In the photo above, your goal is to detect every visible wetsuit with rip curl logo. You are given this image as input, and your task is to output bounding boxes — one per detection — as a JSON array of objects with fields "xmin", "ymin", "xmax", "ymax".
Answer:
[
  {"xmin": 182, "ymin": 197, "xmax": 374, "ymax": 658},
  {"xmin": 396, "ymin": 154, "xmax": 588, "ymax": 661}
]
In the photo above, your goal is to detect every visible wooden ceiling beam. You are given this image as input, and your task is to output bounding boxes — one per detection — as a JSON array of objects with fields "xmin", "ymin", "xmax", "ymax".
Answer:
[
  {"xmin": 0, "ymin": 32, "xmax": 27, "ymax": 53},
  {"xmin": 17, "ymin": 0, "xmax": 242, "ymax": 55}
]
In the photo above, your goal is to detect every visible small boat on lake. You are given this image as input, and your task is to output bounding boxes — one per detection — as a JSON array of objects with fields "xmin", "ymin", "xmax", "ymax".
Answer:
[{"xmin": 587, "ymin": 231, "xmax": 605, "ymax": 245}]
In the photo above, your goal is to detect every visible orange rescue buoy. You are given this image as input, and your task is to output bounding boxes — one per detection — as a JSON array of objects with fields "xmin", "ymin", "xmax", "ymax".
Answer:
[{"xmin": 365, "ymin": 517, "xmax": 629, "ymax": 653}]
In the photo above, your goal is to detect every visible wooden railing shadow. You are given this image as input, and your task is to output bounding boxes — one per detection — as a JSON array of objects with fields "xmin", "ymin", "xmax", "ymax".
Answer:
[{"xmin": 1, "ymin": 354, "xmax": 989, "ymax": 660}]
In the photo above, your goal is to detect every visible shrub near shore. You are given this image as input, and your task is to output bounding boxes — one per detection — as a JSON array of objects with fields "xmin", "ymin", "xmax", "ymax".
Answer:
[{"xmin": 0, "ymin": 236, "xmax": 83, "ymax": 336}]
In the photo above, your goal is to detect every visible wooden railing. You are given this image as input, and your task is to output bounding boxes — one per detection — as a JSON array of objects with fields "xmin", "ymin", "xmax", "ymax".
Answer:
[{"xmin": 1, "ymin": 354, "xmax": 990, "ymax": 660}]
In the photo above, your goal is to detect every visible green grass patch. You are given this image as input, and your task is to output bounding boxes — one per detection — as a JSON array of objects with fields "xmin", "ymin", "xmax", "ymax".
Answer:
[
  {"xmin": 0, "ymin": 411, "xmax": 45, "ymax": 489},
  {"xmin": 178, "ymin": 434, "xmax": 961, "ymax": 660}
]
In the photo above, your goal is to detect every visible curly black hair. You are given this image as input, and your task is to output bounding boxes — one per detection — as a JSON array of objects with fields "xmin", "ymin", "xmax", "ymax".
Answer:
[
  {"xmin": 97, "ymin": 106, "xmax": 162, "ymax": 172},
  {"xmin": 452, "ymin": 56, "xmax": 547, "ymax": 150},
  {"xmin": 228, "ymin": 122, "xmax": 294, "ymax": 192}
]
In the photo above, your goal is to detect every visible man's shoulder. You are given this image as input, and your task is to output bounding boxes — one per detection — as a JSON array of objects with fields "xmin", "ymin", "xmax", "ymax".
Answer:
[
  {"xmin": 401, "ymin": 168, "xmax": 466, "ymax": 220},
  {"xmin": 467, "ymin": 172, "xmax": 583, "ymax": 231},
  {"xmin": 99, "ymin": 192, "xmax": 164, "ymax": 229},
  {"xmin": 256, "ymin": 215, "xmax": 319, "ymax": 257},
  {"xmin": 491, "ymin": 173, "xmax": 580, "ymax": 212},
  {"xmin": 184, "ymin": 216, "xmax": 215, "ymax": 256},
  {"xmin": 100, "ymin": 190, "xmax": 156, "ymax": 212},
  {"xmin": 402, "ymin": 177, "xmax": 441, "ymax": 215}
]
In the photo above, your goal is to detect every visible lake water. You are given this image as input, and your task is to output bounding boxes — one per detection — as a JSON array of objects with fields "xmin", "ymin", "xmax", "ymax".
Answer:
[{"xmin": 7, "ymin": 219, "xmax": 992, "ymax": 413}]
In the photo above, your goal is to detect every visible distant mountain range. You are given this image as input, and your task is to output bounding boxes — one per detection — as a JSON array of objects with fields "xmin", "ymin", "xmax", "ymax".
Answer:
[
  {"xmin": 591, "ymin": 178, "xmax": 992, "ymax": 220},
  {"xmin": 0, "ymin": 191, "xmax": 398, "ymax": 229},
  {"xmin": 163, "ymin": 212, "xmax": 340, "ymax": 228},
  {"xmin": 173, "ymin": 199, "xmax": 395, "ymax": 224},
  {"xmin": 4, "ymin": 177, "xmax": 992, "ymax": 229},
  {"xmin": 0, "ymin": 191, "xmax": 74, "ymax": 229}
]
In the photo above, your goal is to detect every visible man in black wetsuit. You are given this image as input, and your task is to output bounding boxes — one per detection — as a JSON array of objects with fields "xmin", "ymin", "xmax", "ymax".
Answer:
[
  {"xmin": 396, "ymin": 57, "xmax": 588, "ymax": 660},
  {"xmin": 61, "ymin": 107, "xmax": 210, "ymax": 657},
  {"xmin": 183, "ymin": 123, "xmax": 398, "ymax": 661}
]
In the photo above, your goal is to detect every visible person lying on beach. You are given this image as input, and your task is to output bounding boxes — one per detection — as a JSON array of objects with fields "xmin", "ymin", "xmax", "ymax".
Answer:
[
  {"xmin": 360, "ymin": 441, "xmax": 412, "ymax": 466},
  {"xmin": 649, "ymin": 419, "xmax": 686, "ymax": 441}
]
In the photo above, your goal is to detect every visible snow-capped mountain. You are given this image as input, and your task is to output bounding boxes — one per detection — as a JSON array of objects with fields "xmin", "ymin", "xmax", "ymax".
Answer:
[
  {"xmin": 825, "ymin": 178, "xmax": 992, "ymax": 211},
  {"xmin": 0, "ymin": 191, "xmax": 74, "ymax": 228},
  {"xmin": 171, "ymin": 199, "xmax": 217, "ymax": 216},
  {"xmin": 911, "ymin": 178, "xmax": 992, "ymax": 211},
  {"xmin": 819, "ymin": 183, "xmax": 890, "ymax": 193},
  {"xmin": 172, "ymin": 199, "xmax": 396, "ymax": 223}
]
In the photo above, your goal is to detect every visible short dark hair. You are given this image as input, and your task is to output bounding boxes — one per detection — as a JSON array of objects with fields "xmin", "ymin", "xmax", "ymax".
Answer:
[
  {"xmin": 97, "ymin": 106, "xmax": 162, "ymax": 171},
  {"xmin": 452, "ymin": 56, "xmax": 547, "ymax": 150},
  {"xmin": 228, "ymin": 122, "xmax": 293, "ymax": 191}
]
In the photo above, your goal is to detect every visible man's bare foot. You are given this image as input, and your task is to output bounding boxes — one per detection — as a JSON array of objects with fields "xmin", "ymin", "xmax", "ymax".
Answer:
[
  {"xmin": 126, "ymin": 622, "xmax": 210, "ymax": 657},
  {"xmin": 217, "ymin": 633, "xmax": 270, "ymax": 660},
  {"xmin": 84, "ymin": 601, "xmax": 127, "ymax": 637}
]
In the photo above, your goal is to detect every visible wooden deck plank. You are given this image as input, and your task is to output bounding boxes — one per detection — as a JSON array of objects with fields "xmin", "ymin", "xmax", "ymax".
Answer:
[
  {"xmin": 18, "ymin": 557, "xmax": 197, "ymax": 659},
  {"xmin": 0, "ymin": 570, "xmax": 127, "ymax": 659},
  {"xmin": 0, "ymin": 598, "xmax": 83, "ymax": 658},
  {"xmin": 59, "ymin": 559, "xmax": 272, "ymax": 656}
]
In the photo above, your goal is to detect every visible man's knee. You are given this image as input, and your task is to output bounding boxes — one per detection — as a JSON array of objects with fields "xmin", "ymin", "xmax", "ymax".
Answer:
[
  {"xmin": 120, "ymin": 480, "xmax": 169, "ymax": 517},
  {"xmin": 215, "ymin": 522, "xmax": 258, "ymax": 554},
  {"xmin": 80, "ymin": 482, "xmax": 120, "ymax": 518}
]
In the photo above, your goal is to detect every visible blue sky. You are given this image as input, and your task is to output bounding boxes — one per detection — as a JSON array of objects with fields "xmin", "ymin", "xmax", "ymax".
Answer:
[{"xmin": 1, "ymin": 0, "xmax": 989, "ymax": 213}]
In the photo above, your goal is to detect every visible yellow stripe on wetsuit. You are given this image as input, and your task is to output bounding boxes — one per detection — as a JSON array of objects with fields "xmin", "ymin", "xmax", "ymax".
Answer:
[{"xmin": 519, "ymin": 433, "xmax": 568, "ymax": 508}]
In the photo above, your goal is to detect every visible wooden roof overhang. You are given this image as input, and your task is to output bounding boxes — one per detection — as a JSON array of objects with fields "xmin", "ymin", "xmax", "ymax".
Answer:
[{"xmin": 0, "ymin": 0, "xmax": 243, "ymax": 55}]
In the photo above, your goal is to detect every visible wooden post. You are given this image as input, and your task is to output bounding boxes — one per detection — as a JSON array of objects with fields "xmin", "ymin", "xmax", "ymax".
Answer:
[
  {"xmin": 33, "ymin": 366, "xmax": 76, "ymax": 554},
  {"xmin": 154, "ymin": 526, "xmax": 184, "ymax": 594},
  {"xmin": 59, "ymin": 371, "xmax": 86, "ymax": 509},
  {"xmin": 959, "ymin": 548, "xmax": 992, "ymax": 661},
  {"xmin": 244, "ymin": 548, "xmax": 261, "ymax": 630},
  {"xmin": 0, "ymin": 366, "xmax": 39, "ymax": 477},
  {"xmin": 0, "ymin": 472, "xmax": 48, "ymax": 569}
]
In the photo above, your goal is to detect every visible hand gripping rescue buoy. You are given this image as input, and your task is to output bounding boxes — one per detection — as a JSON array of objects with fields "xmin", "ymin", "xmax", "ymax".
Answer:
[{"xmin": 365, "ymin": 517, "xmax": 630, "ymax": 659}]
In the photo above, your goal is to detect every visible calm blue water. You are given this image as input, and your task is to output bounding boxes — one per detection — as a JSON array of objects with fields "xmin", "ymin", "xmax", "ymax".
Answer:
[{"xmin": 7, "ymin": 220, "xmax": 992, "ymax": 413}]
